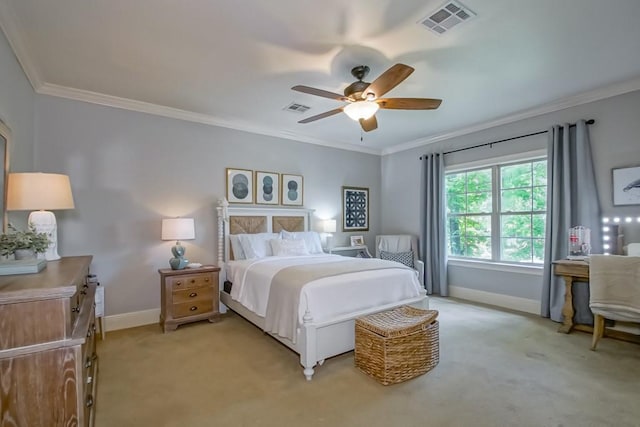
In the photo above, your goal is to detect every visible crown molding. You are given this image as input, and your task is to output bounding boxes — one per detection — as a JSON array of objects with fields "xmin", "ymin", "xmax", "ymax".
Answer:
[
  {"xmin": 0, "ymin": 0, "xmax": 42, "ymax": 90},
  {"xmin": 37, "ymin": 83, "xmax": 382, "ymax": 156},
  {"xmin": 382, "ymin": 75, "xmax": 640, "ymax": 156}
]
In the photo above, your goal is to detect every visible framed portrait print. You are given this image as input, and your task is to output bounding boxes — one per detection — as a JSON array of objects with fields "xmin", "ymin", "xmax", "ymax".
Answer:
[
  {"xmin": 281, "ymin": 174, "xmax": 303, "ymax": 206},
  {"xmin": 342, "ymin": 186, "xmax": 369, "ymax": 231},
  {"xmin": 226, "ymin": 168, "xmax": 253, "ymax": 204},
  {"xmin": 612, "ymin": 166, "xmax": 640, "ymax": 206},
  {"xmin": 255, "ymin": 171, "xmax": 279, "ymax": 205}
]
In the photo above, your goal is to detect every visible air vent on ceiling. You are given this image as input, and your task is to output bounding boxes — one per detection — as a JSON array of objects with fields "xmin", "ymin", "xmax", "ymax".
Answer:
[
  {"xmin": 283, "ymin": 102, "xmax": 311, "ymax": 113},
  {"xmin": 419, "ymin": 1, "xmax": 476, "ymax": 36}
]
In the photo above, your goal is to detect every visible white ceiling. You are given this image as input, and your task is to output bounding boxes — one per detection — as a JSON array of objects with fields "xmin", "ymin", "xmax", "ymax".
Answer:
[{"xmin": 2, "ymin": 0, "xmax": 640, "ymax": 154}]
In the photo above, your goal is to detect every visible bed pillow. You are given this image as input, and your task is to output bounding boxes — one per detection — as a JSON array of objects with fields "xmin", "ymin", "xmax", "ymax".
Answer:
[
  {"xmin": 239, "ymin": 233, "xmax": 280, "ymax": 259},
  {"xmin": 380, "ymin": 250, "xmax": 414, "ymax": 269},
  {"xmin": 280, "ymin": 230, "xmax": 324, "ymax": 254},
  {"xmin": 229, "ymin": 235, "xmax": 246, "ymax": 260},
  {"xmin": 270, "ymin": 238, "xmax": 310, "ymax": 257}
]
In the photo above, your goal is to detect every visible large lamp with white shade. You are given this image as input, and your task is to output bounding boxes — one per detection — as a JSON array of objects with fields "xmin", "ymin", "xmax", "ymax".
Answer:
[
  {"xmin": 6, "ymin": 172, "xmax": 75, "ymax": 261},
  {"xmin": 161, "ymin": 218, "xmax": 195, "ymax": 270}
]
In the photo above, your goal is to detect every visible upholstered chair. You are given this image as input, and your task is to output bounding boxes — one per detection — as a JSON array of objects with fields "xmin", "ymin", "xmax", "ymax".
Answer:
[
  {"xmin": 588, "ymin": 254, "xmax": 640, "ymax": 350},
  {"xmin": 375, "ymin": 235, "xmax": 424, "ymax": 286}
]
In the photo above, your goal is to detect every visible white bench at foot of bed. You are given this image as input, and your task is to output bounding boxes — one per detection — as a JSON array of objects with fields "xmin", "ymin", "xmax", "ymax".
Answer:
[{"xmin": 220, "ymin": 289, "xmax": 428, "ymax": 380}]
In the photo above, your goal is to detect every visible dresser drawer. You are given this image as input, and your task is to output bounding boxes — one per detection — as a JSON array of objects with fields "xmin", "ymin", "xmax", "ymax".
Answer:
[
  {"xmin": 173, "ymin": 300, "xmax": 213, "ymax": 319},
  {"xmin": 168, "ymin": 273, "xmax": 214, "ymax": 291},
  {"xmin": 172, "ymin": 286, "xmax": 214, "ymax": 304}
]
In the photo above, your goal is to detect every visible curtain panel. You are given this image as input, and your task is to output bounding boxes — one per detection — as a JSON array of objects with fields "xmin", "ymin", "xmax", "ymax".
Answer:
[
  {"xmin": 420, "ymin": 153, "xmax": 448, "ymax": 295},
  {"xmin": 541, "ymin": 120, "xmax": 601, "ymax": 323}
]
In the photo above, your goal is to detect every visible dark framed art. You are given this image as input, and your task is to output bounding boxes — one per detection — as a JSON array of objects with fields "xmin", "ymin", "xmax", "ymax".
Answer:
[
  {"xmin": 226, "ymin": 168, "xmax": 254, "ymax": 204},
  {"xmin": 612, "ymin": 165, "xmax": 640, "ymax": 206},
  {"xmin": 255, "ymin": 171, "xmax": 279, "ymax": 205},
  {"xmin": 281, "ymin": 174, "xmax": 303, "ymax": 206},
  {"xmin": 342, "ymin": 186, "xmax": 369, "ymax": 231}
]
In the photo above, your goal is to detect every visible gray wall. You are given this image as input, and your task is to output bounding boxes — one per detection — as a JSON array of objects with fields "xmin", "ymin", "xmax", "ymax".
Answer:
[
  {"xmin": 382, "ymin": 89, "xmax": 640, "ymax": 302},
  {"xmin": 0, "ymin": 28, "xmax": 35, "ymax": 190},
  {"xmin": 33, "ymin": 95, "xmax": 381, "ymax": 315}
]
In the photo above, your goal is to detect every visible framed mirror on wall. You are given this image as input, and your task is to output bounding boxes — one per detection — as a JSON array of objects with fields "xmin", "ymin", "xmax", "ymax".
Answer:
[{"xmin": 0, "ymin": 121, "xmax": 10, "ymax": 233}]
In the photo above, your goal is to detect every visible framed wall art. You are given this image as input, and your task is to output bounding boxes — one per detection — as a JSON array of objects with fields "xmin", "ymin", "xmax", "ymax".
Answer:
[
  {"xmin": 612, "ymin": 165, "xmax": 640, "ymax": 206},
  {"xmin": 226, "ymin": 168, "xmax": 254, "ymax": 204},
  {"xmin": 255, "ymin": 171, "xmax": 280, "ymax": 205},
  {"xmin": 342, "ymin": 186, "xmax": 369, "ymax": 231},
  {"xmin": 281, "ymin": 174, "xmax": 303, "ymax": 206},
  {"xmin": 350, "ymin": 235, "xmax": 364, "ymax": 246}
]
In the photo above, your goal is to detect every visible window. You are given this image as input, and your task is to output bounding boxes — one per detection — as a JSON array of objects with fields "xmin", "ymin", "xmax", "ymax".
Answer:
[{"xmin": 446, "ymin": 158, "xmax": 547, "ymax": 264}]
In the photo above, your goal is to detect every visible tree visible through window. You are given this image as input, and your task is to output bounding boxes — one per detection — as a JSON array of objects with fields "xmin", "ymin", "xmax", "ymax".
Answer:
[{"xmin": 446, "ymin": 158, "xmax": 547, "ymax": 264}]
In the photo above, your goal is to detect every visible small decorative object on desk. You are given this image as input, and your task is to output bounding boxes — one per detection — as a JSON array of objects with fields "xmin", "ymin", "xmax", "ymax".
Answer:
[
  {"xmin": 0, "ymin": 223, "xmax": 50, "ymax": 274},
  {"xmin": 568, "ymin": 226, "xmax": 590, "ymax": 260}
]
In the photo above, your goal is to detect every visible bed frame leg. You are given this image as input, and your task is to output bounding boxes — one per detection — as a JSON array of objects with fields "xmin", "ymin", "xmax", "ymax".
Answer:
[{"xmin": 301, "ymin": 309, "xmax": 317, "ymax": 381}]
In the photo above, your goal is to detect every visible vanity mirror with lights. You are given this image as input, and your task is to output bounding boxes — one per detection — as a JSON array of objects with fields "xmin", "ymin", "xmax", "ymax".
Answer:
[{"xmin": 601, "ymin": 216, "xmax": 640, "ymax": 255}]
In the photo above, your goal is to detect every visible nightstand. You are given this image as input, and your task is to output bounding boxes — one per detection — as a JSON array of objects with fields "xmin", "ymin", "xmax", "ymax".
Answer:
[
  {"xmin": 159, "ymin": 265, "xmax": 221, "ymax": 332},
  {"xmin": 329, "ymin": 245, "xmax": 373, "ymax": 258}
]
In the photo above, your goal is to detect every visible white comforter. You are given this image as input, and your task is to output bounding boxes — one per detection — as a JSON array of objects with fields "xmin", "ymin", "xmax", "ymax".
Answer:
[{"xmin": 226, "ymin": 254, "xmax": 423, "ymax": 326}]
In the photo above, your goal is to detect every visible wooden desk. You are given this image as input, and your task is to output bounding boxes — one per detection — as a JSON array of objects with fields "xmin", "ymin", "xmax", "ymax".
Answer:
[
  {"xmin": 553, "ymin": 259, "xmax": 640, "ymax": 344},
  {"xmin": 552, "ymin": 259, "xmax": 589, "ymax": 333}
]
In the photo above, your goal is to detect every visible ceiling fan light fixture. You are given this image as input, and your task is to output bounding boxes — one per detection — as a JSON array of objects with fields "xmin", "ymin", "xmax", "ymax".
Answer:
[{"xmin": 343, "ymin": 101, "xmax": 379, "ymax": 121}]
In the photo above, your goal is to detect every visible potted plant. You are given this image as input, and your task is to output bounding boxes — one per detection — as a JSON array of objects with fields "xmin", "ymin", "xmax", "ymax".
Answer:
[{"xmin": 0, "ymin": 223, "xmax": 51, "ymax": 260}]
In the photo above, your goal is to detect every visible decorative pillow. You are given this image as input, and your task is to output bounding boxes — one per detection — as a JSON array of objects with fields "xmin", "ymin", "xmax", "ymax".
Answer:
[
  {"xmin": 380, "ymin": 250, "xmax": 414, "ymax": 268},
  {"xmin": 229, "ymin": 235, "xmax": 246, "ymax": 260},
  {"xmin": 280, "ymin": 231, "xmax": 324, "ymax": 254},
  {"xmin": 270, "ymin": 239, "xmax": 310, "ymax": 257},
  {"xmin": 239, "ymin": 233, "xmax": 280, "ymax": 259}
]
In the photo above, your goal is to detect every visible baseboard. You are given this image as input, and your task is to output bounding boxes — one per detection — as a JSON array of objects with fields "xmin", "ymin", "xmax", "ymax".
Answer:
[
  {"xmin": 104, "ymin": 308, "xmax": 160, "ymax": 332},
  {"xmin": 448, "ymin": 286, "xmax": 541, "ymax": 315}
]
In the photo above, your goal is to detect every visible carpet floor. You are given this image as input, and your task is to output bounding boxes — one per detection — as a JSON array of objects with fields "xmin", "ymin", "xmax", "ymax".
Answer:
[{"xmin": 95, "ymin": 298, "xmax": 640, "ymax": 427}]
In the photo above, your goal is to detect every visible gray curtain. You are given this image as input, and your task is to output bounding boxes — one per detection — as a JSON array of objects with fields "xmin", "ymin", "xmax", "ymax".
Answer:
[
  {"xmin": 541, "ymin": 120, "xmax": 601, "ymax": 323},
  {"xmin": 420, "ymin": 153, "xmax": 448, "ymax": 295}
]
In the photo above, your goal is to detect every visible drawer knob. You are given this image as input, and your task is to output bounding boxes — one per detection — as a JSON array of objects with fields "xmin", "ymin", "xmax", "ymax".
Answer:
[
  {"xmin": 205, "ymin": 278, "xmax": 210, "ymax": 282},
  {"xmin": 72, "ymin": 306, "xmax": 80, "ymax": 313},
  {"xmin": 189, "ymin": 292, "xmax": 197, "ymax": 298},
  {"xmin": 86, "ymin": 395, "xmax": 94, "ymax": 408},
  {"xmin": 87, "ymin": 329, "xmax": 93, "ymax": 338},
  {"xmin": 85, "ymin": 357, "xmax": 93, "ymax": 369},
  {"xmin": 190, "ymin": 279, "xmax": 196, "ymax": 284},
  {"xmin": 176, "ymin": 281, "xmax": 182, "ymax": 286},
  {"xmin": 190, "ymin": 306, "xmax": 198, "ymax": 311}
]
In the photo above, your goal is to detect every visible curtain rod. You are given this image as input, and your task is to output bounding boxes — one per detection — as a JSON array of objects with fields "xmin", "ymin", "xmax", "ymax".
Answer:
[{"xmin": 419, "ymin": 119, "xmax": 595, "ymax": 159}]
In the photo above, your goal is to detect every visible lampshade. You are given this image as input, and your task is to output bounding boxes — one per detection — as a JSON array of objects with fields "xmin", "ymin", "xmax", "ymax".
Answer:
[
  {"xmin": 7, "ymin": 173, "xmax": 75, "ymax": 211},
  {"xmin": 343, "ymin": 101, "xmax": 380, "ymax": 121},
  {"xmin": 322, "ymin": 219, "xmax": 337, "ymax": 233},
  {"xmin": 161, "ymin": 218, "xmax": 195, "ymax": 241}
]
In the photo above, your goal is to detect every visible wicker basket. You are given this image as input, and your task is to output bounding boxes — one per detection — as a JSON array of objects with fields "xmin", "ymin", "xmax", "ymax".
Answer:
[{"xmin": 355, "ymin": 306, "xmax": 439, "ymax": 385}]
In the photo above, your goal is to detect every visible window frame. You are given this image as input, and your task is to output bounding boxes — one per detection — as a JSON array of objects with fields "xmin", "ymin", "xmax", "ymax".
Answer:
[{"xmin": 445, "ymin": 149, "xmax": 547, "ymax": 266}]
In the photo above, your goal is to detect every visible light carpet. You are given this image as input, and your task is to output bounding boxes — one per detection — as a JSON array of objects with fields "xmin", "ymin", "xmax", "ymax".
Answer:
[{"xmin": 96, "ymin": 297, "xmax": 640, "ymax": 427}]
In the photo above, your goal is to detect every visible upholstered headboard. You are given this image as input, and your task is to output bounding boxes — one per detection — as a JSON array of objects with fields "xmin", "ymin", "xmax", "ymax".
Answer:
[{"xmin": 215, "ymin": 203, "xmax": 314, "ymax": 265}]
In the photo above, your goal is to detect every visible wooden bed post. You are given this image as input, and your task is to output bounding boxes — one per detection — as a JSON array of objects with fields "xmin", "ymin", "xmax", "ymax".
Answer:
[{"xmin": 301, "ymin": 309, "xmax": 317, "ymax": 381}]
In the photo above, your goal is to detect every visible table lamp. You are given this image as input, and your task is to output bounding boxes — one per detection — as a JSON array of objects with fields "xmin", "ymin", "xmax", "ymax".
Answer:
[
  {"xmin": 161, "ymin": 218, "xmax": 195, "ymax": 270},
  {"xmin": 6, "ymin": 172, "xmax": 75, "ymax": 261},
  {"xmin": 322, "ymin": 219, "xmax": 337, "ymax": 250}
]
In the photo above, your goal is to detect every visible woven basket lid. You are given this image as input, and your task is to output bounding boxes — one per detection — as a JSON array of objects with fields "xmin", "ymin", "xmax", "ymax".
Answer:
[{"xmin": 356, "ymin": 306, "xmax": 438, "ymax": 338}]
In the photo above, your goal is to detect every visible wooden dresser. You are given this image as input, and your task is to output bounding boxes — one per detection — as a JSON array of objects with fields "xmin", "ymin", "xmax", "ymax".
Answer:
[
  {"xmin": 0, "ymin": 256, "xmax": 97, "ymax": 427},
  {"xmin": 159, "ymin": 265, "xmax": 221, "ymax": 332}
]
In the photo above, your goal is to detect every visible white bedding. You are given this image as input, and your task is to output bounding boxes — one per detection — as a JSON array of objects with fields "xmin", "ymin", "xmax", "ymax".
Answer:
[{"xmin": 226, "ymin": 254, "xmax": 423, "ymax": 327}]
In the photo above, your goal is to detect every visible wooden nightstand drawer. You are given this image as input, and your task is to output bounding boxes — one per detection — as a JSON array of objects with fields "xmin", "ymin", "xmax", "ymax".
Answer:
[
  {"xmin": 159, "ymin": 265, "xmax": 221, "ymax": 332},
  {"xmin": 173, "ymin": 300, "xmax": 214, "ymax": 319},
  {"xmin": 172, "ymin": 286, "xmax": 214, "ymax": 304},
  {"xmin": 168, "ymin": 273, "xmax": 214, "ymax": 291}
]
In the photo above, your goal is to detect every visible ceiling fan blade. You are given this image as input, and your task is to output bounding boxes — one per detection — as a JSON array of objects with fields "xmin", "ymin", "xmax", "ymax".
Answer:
[
  {"xmin": 359, "ymin": 115, "xmax": 378, "ymax": 132},
  {"xmin": 361, "ymin": 64, "xmax": 414, "ymax": 99},
  {"xmin": 292, "ymin": 85, "xmax": 348, "ymax": 101},
  {"xmin": 377, "ymin": 98, "xmax": 442, "ymax": 110},
  {"xmin": 298, "ymin": 107, "xmax": 344, "ymax": 124}
]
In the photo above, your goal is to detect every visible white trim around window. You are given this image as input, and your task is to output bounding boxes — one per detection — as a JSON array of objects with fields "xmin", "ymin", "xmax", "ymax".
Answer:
[
  {"xmin": 448, "ymin": 258, "xmax": 543, "ymax": 276},
  {"xmin": 446, "ymin": 148, "xmax": 547, "ymax": 173}
]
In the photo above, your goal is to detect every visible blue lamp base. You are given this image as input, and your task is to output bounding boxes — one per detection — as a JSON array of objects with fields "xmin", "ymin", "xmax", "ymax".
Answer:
[{"xmin": 169, "ymin": 242, "xmax": 189, "ymax": 270}]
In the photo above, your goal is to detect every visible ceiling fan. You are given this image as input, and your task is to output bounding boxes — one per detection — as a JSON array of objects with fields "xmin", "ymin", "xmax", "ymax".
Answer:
[{"xmin": 291, "ymin": 63, "xmax": 442, "ymax": 132}]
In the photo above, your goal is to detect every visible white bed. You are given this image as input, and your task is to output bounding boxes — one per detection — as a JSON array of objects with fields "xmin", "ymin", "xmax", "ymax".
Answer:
[{"xmin": 216, "ymin": 203, "xmax": 428, "ymax": 380}]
